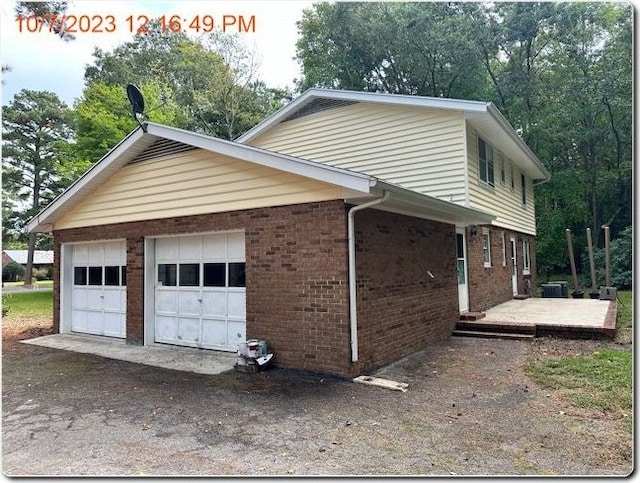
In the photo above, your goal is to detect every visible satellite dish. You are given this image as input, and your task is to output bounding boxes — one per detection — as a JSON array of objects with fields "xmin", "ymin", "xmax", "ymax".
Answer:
[{"xmin": 126, "ymin": 84, "xmax": 146, "ymax": 132}]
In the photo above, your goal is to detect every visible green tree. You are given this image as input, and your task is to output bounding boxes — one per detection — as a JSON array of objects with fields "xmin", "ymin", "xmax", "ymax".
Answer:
[
  {"xmin": 540, "ymin": 3, "xmax": 632, "ymax": 248},
  {"xmin": 295, "ymin": 2, "xmax": 487, "ymax": 98},
  {"xmin": 2, "ymin": 261, "xmax": 26, "ymax": 283},
  {"xmin": 83, "ymin": 24, "xmax": 287, "ymax": 141},
  {"xmin": 471, "ymin": 2, "xmax": 561, "ymax": 144},
  {"xmin": 15, "ymin": 1, "xmax": 74, "ymax": 40},
  {"xmin": 70, "ymin": 80, "xmax": 189, "ymax": 166},
  {"xmin": 2, "ymin": 90, "xmax": 72, "ymax": 286}
]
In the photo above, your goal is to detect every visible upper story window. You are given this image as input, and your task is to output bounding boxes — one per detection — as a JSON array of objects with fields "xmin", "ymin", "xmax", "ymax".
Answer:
[
  {"xmin": 510, "ymin": 163, "xmax": 516, "ymax": 192},
  {"xmin": 521, "ymin": 173, "xmax": 527, "ymax": 205},
  {"xmin": 478, "ymin": 137, "xmax": 494, "ymax": 188}
]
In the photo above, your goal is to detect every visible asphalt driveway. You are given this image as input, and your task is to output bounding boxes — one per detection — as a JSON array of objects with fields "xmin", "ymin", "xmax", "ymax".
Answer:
[{"xmin": 2, "ymin": 334, "xmax": 631, "ymax": 476}]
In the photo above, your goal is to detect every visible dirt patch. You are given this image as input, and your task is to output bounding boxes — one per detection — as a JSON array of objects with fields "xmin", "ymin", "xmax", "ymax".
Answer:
[
  {"xmin": 2, "ymin": 319, "xmax": 632, "ymax": 476},
  {"xmin": 2, "ymin": 316, "xmax": 55, "ymax": 352}
]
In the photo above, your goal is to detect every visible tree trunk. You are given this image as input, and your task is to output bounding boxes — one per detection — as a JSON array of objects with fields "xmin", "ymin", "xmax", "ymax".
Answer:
[
  {"xmin": 23, "ymin": 232, "xmax": 36, "ymax": 287},
  {"xmin": 24, "ymin": 149, "xmax": 41, "ymax": 288}
]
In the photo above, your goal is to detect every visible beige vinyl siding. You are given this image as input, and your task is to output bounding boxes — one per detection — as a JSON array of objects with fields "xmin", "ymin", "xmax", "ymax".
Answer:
[
  {"xmin": 55, "ymin": 149, "xmax": 343, "ymax": 229},
  {"xmin": 466, "ymin": 125, "xmax": 536, "ymax": 235},
  {"xmin": 251, "ymin": 103, "xmax": 467, "ymax": 204}
]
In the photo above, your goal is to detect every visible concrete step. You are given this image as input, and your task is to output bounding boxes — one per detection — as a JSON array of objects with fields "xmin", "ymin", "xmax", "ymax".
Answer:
[
  {"xmin": 452, "ymin": 329, "xmax": 534, "ymax": 340},
  {"xmin": 456, "ymin": 320, "xmax": 536, "ymax": 335},
  {"xmin": 459, "ymin": 312, "xmax": 486, "ymax": 321}
]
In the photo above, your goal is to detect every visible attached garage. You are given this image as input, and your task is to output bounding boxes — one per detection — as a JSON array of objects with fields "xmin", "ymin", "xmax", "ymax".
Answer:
[
  {"xmin": 66, "ymin": 240, "xmax": 126, "ymax": 338},
  {"xmin": 151, "ymin": 232, "xmax": 246, "ymax": 351},
  {"xmin": 30, "ymin": 120, "xmax": 494, "ymax": 376}
]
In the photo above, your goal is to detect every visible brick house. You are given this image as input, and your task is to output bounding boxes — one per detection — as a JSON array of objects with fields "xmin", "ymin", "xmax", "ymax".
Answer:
[
  {"xmin": 2, "ymin": 250, "xmax": 54, "ymax": 281},
  {"xmin": 28, "ymin": 89, "xmax": 549, "ymax": 377}
]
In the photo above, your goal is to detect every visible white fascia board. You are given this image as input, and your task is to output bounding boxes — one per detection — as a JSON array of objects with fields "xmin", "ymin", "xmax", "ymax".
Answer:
[
  {"xmin": 237, "ymin": 88, "xmax": 489, "ymax": 144},
  {"xmin": 27, "ymin": 126, "xmax": 149, "ymax": 233},
  {"xmin": 357, "ymin": 181, "xmax": 495, "ymax": 226},
  {"xmin": 307, "ymin": 88, "xmax": 490, "ymax": 113},
  {"xmin": 145, "ymin": 123, "xmax": 374, "ymax": 193}
]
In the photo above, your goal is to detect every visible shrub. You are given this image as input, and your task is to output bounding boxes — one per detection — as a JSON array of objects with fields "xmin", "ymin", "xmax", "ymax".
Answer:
[
  {"xmin": 33, "ymin": 268, "xmax": 50, "ymax": 281},
  {"xmin": 2, "ymin": 262, "xmax": 25, "ymax": 282}
]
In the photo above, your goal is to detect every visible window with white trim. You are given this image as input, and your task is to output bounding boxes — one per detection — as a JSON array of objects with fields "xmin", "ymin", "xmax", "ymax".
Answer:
[
  {"xmin": 500, "ymin": 157, "xmax": 506, "ymax": 185},
  {"xmin": 478, "ymin": 137, "xmax": 494, "ymax": 187},
  {"xmin": 501, "ymin": 232, "xmax": 507, "ymax": 267},
  {"xmin": 522, "ymin": 239, "xmax": 531, "ymax": 275},
  {"xmin": 510, "ymin": 163, "xmax": 515, "ymax": 192},
  {"xmin": 482, "ymin": 228, "xmax": 492, "ymax": 267}
]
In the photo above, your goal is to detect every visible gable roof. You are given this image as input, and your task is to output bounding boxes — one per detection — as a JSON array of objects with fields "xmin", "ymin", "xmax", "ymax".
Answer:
[
  {"xmin": 27, "ymin": 122, "xmax": 373, "ymax": 233},
  {"xmin": 238, "ymin": 88, "xmax": 551, "ymax": 183},
  {"xmin": 3, "ymin": 250, "xmax": 54, "ymax": 265},
  {"xmin": 27, "ymin": 122, "xmax": 494, "ymax": 233}
]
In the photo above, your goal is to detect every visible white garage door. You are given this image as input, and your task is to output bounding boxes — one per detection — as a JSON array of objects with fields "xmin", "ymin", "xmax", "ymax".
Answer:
[
  {"xmin": 71, "ymin": 241, "xmax": 126, "ymax": 338},
  {"xmin": 154, "ymin": 232, "xmax": 246, "ymax": 352}
]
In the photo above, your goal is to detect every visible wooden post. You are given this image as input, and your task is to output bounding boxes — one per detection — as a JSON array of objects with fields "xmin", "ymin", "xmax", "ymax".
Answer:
[
  {"xmin": 602, "ymin": 225, "xmax": 611, "ymax": 287},
  {"xmin": 565, "ymin": 229, "xmax": 579, "ymax": 291},
  {"xmin": 586, "ymin": 228, "xmax": 597, "ymax": 291}
]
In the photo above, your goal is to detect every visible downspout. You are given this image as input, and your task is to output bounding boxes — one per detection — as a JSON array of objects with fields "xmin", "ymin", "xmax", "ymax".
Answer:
[{"xmin": 348, "ymin": 191, "xmax": 390, "ymax": 363}]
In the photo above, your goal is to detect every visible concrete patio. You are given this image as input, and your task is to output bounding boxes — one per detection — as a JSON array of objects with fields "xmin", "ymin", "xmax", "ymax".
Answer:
[{"xmin": 456, "ymin": 297, "xmax": 617, "ymax": 339}]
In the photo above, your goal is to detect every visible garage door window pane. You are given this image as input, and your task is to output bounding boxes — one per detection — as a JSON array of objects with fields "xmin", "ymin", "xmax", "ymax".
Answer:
[
  {"xmin": 203, "ymin": 263, "xmax": 225, "ymax": 287},
  {"xmin": 105, "ymin": 266, "xmax": 120, "ymax": 286},
  {"xmin": 229, "ymin": 263, "xmax": 246, "ymax": 287},
  {"xmin": 121, "ymin": 266, "xmax": 126, "ymax": 286},
  {"xmin": 74, "ymin": 267, "xmax": 87, "ymax": 285},
  {"xmin": 88, "ymin": 266, "xmax": 103, "ymax": 285},
  {"xmin": 179, "ymin": 264, "xmax": 200, "ymax": 286},
  {"xmin": 158, "ymin": 264, "xmax": 177, "ymax": 286}
]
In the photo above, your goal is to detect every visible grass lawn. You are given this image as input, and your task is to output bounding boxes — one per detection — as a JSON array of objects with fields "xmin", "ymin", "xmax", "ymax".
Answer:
[
  {"xmin": 613, "ymin": 290, "xmax": 632, "ymax": 345},
  {"xmin": 525, "ymin": 290, "xmax": 632, "ymax": 418},
  {"xmin": 2, "ymin": 291, "xmax": 53, "ymax": 318},
  {"xmin": 525, "ymin": 349, "xmax": 632, "ymax": 414}
]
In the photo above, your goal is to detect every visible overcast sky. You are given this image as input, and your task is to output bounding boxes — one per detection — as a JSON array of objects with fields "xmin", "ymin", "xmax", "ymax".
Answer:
[{"xmin": 0, "ymin": 0, "xmax": 314, "ymax": 106}]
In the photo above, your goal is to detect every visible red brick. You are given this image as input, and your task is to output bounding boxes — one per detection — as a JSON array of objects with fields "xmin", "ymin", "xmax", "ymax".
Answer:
[{"xmin": 465, "ymin": 225, "xmax": 537, "ymax": 312}]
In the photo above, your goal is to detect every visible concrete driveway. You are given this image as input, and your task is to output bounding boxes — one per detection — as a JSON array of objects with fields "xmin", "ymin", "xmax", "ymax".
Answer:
[{"xmin": 22, "ymin": 333, "xmax": 238, "ymax": 375}]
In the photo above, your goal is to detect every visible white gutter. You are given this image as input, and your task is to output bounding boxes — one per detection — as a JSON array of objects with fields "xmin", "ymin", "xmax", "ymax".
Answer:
[{"xmin": 347, "ymin": 191, "xmax": 390, "ymax": 363}]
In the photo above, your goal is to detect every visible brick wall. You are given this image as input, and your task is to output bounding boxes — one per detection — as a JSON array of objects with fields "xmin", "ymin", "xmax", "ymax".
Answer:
[
  {"xmin": 466, "ymin": 225, "xmax": 537, "ymax": 312},
  {"xmin": 2, "ymin": 252, "xmax": 12, "ymax": 268},
  {"xmin": 53, "ymin": 200, "xmax": 352, "ymax": 376},
  {"xmin": 352, "ymin": 210, "xmax": 458, "ymax": 374},
  {"xmin": 52, "ymin": 202, "xmax": 535, "ymax": 376}
]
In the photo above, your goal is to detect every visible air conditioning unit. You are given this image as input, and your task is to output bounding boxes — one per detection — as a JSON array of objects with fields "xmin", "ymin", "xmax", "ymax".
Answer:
[{"xmin": 541, "ymin": 283, "xmax": 562, "ymax": 298}]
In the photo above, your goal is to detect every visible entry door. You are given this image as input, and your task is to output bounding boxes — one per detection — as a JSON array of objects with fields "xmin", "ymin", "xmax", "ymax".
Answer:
[
  {"xmin": 456, "ymin": 229, "xmax": 469, "ymax": 312},
  {"xmin": 510, "ymin": 237, "xmax": 518, "ymax": 295},
  {"xmin": 71, "ymin": 241, "xmax": 126, "ymax": 338},
  {"xmin": 154, "ymin": 232, "xmax": 246, "ymax": 352}
]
